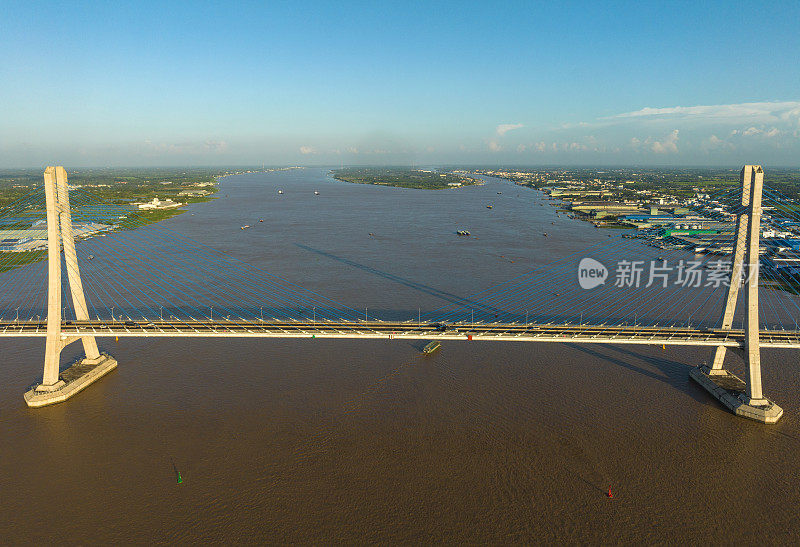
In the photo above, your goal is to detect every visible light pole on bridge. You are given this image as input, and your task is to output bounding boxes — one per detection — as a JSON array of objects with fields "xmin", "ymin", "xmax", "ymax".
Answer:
[{"xmin": 159, "ymin": 306, "xmax": 163, "ymax": 320}]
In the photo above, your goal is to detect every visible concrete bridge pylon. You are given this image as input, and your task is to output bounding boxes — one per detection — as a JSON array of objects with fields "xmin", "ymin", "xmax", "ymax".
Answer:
[
  {"xmin": 24, "ymin": 166, "xmax": 117, "ymax": 407},
  {"xmin": 690, "ymin": 165, "xmax": 783, "ymax": 423}
]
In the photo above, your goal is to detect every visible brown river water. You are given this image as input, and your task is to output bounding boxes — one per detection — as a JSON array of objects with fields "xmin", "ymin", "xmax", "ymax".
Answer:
[{"xmin": 1, "ymin": 169, "xmax": 798, "ymax": 543}]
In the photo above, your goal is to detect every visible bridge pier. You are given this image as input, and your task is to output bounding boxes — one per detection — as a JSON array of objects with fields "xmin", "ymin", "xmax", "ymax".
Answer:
[
  {"xmin": 24, "ymin": 167, "xmax": 117, "ymax": 408},
  {"xmin": 691, "ymin": 165, "xmax": 782, "ymax": 423}
]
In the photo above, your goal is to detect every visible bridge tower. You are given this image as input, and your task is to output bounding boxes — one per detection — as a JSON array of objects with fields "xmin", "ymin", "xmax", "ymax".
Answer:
[
  {"xmin": 690, "ymin": 165, "xmax": 783, "ymax": 423},
  {"xmin": 24, "ymin": 167, "xmax": 117, "ymax": 407}
]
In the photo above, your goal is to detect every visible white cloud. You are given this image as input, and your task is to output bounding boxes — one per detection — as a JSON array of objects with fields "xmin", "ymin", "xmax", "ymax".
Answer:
[
  {"xmin": 520, "ymin": 140, "xmax": 591, "ymax": 153},
  {"xmin": 538, "ymin": 100, "xmax": 800, "ymax": 161},
  {"xmin": 496, "ymin": 123, "xmax": 523, "ymax": 136},
  {"xmin": 560, "ymin": 121, "xmax": 590, "ymax": 130},
  {"xmin": 488, "ymin": 140, "xmax": 501, "ymax": 152},
  {"xmin": 700, "ymin": 134, "xmax": 733, "ymax": 152},
  {"xmin": 732, "ymin": 126, "xmax": 782, "ymax": 138},
  {"xmin": 650, "ymin": 129, "xmax": 679, "ymax": 154},
  {"xmin": 299, "ymin": 145, "xmax": 316, "ymax": 154},
  {"xmin": 611, "ymin": 101, "xmax": 800, "ymax": 123},
  {"xmin": 204, "ymin": 140, "xmax": 228, "ymax": 152}
]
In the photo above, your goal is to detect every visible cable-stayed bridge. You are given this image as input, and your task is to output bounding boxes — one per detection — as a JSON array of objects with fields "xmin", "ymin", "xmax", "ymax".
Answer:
[
  {"xmin": 1, "ymin": 166, "xmax": 797, "ymax": 423},
  {"xmin": 2, "ymin": 320, "xmax": 800, "ymax": 348}
]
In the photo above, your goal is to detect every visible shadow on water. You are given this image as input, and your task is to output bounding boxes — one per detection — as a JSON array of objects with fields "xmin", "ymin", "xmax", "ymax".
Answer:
[
  {"xmin": 291, "ymin": 245, "xmax": 722, "ymax": 328},
  {"xmin": 295, "ymin": 243, "xmax": 489, "ymax": 311},
  {"xmin": 564, "ymin": 343, "xmax": 715, "ymax": 406}
]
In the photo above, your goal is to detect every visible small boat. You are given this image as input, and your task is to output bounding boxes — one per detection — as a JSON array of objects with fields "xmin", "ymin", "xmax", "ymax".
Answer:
[
  {"xmin": 259, "ymin": 219, "xmax": 264, "ymax": 222},
  {"xmin": 278, "ymin": 190, "xmax": 283, "ymax": 194},
  {"xmin": 87, "ymin": 255, "xmax": 94, "ymax": 260},
  {"xmin": 314, "ymin": 191, "xmax": 320, "ymax": 195},
  {"xmin": 422, "ymin": 341, "xmax": 441, "ymax": 354},
  {"xmin": 486, "ymin": 205, "xmax": 493, "ymax": 209},
  {"xmin": 497, "ymin": 192, "xmax": 502, "ymax": 194},
  {"xmin": 241, "ymin": 225, "xmax": 251, "ymax": 230},
  {"xmin": 543, "ymin": 232, "xmax": 548, "ymax": 237},
  {"xmin": 456, "ymin": 230, "xmax": 471, "ymax": 236}
]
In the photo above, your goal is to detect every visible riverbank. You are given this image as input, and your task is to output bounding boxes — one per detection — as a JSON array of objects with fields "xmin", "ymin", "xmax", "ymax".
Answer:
[
  {"xmin": 0, "ymin": 167, "xmax": 229, "ymax": 272},
  {"xmin": 332, "ymin": 167, "xmax": 482, "ymax": 190}
]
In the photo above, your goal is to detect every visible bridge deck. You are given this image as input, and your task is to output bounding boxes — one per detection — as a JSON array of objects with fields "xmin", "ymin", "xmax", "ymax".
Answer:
[{"xmin": 2, "ymin": 320, "xmax": 799, "ymax": 348}]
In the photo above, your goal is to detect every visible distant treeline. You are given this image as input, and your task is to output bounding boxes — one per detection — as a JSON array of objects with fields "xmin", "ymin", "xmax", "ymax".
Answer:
[{"xmin": 332, "ymin": 167, "xmax": 478, "ymax": 189}]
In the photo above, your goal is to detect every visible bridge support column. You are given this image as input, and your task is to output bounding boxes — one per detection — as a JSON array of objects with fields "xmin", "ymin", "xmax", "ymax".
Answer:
[
  {"xmin": 25, "ymin": 167, "xmax": 117, "ymax": 408},
  {"xmin": 690, "ymin": 165, "xmax": 782, "ymax": 423},
  {"xmin": 708, "ymin": 166, "xmax": 751, "ymax": 376},
  {"xmin": 38, "ymin": 167, "xmax": 66, "ymax": 392},
  {"xmin": 56, "ymin": 166, "xmax": 102, "ymax": 362}
]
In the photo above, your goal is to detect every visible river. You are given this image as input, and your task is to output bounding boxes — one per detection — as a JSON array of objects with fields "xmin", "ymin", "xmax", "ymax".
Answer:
[{"xmin": 0, "ymin": 168, "xmax": 798, "ymax": 543}]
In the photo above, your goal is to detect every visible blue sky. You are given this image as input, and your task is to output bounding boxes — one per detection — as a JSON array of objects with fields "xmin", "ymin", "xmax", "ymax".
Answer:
[{"xmin": 2, "ymin": 1, "xmax": 799, "ymax": 167}]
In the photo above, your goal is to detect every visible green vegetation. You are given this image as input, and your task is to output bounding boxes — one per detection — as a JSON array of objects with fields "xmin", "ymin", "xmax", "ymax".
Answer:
[
  {"xmin": 0, "ymin": 167, "xmax": 225, "ymax": 205},
  {"xmin": 332, "ymin": 167, "xmax": 480, "ymax": 190},
  {"xmin": 0, "ymin": 167, "xmax": 237, "ymax": 272},
  {"xmin": 0, "ymin": 250, "xmax": 46, "ymax": 273},
  {"xmin": 0, "ymin": 167, "xmax": 228, "ymax": 225},
  {"xmin": 117, "ymin": 207, "xmax": 187, "ymax": 229}
]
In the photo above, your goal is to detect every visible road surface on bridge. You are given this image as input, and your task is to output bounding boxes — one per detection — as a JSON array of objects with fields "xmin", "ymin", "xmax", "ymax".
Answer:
[{"xmin": 3, "ymin": 319, "xmax": 800, "ymax": 348}]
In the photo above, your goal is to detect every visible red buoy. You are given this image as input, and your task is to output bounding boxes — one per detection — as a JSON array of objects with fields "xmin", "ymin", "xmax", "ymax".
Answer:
[{"xmin": 607, "ymin": 486, "xmax": 613, "ymax": 498}]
